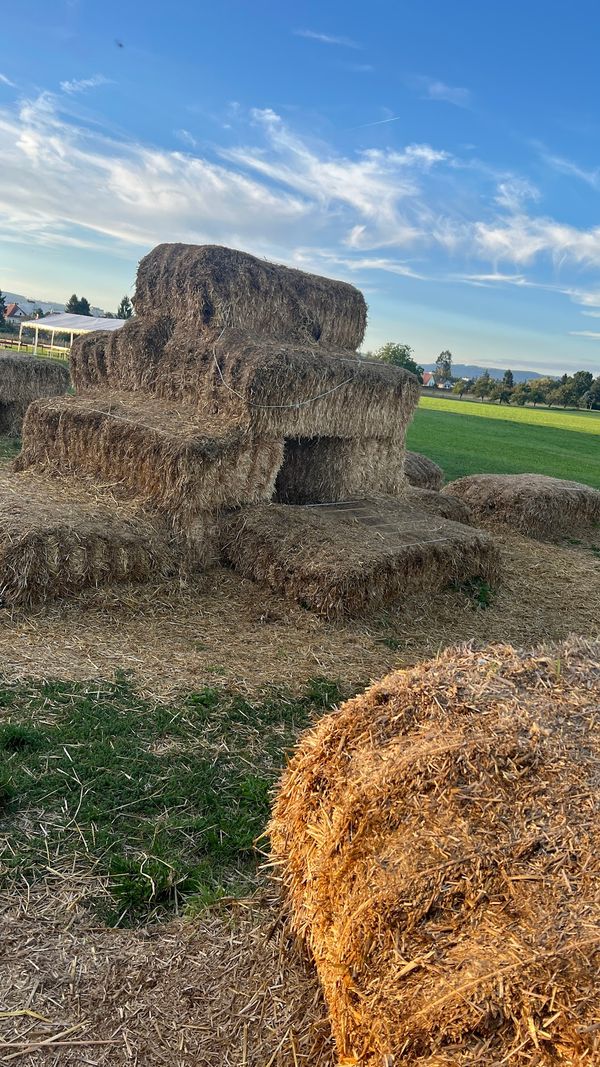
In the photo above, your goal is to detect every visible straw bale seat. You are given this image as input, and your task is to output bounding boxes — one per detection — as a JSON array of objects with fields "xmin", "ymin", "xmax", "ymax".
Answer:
[
  {"xmin": 220, "ymin": 496, "xmax": 499, "ymax": 618},
  {"xmin": 271, "ymin": 638, "xmax": 600, "ymax": 1065},
  {"xmin": 0, "ymin": 469, "xmax": 195, "ymax": 606},
  {"xmin": 15, "ymin": 391, "xmax": 284, "ymax": 524},
  {"xmin": 0, "ymin": 352, "xmax": 70, "ymax": 436},
  {"xmin": 403, "ymin": 450, "xmax": 444, "ymax": 491},
  {"xmin": 443, "ymin": 473, "xmax": 600, "ymax": 540}
]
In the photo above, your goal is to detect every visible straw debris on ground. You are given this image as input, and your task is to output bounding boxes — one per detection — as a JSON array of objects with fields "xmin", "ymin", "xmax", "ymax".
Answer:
[
  {"xmin": 271, "ymin": 637, "xmax": 600, "ymax": 1066},
  {"xmin": 444, "ymin": 472, "xmax": 600, "ymax": 540},
  {"xmin": 0, "ymin": 353, "xmax": 70, "ymax": 436}
]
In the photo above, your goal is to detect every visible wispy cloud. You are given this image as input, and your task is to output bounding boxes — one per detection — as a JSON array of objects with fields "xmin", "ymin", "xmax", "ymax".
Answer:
[
  {"xmin": 540, "ymin": 148, "xmax": 600, "ymax": 188},
  {"xmin": 569, "ymin": 330, "xmax": 600, "ymax": 339},
  {"xmin": 60, "ymin": 74, "xmax": 110, "ymax": 94},
  {"xmin": 294, "ymin": 29, "xmax": 360, "ymax": 49},
  {"xmin": 175, "ymin": 128, "xmax": 198, "ymax": 149},
  {"xmin": 355, "ymin": 114, "xmax": 401, "ymax": 129},
  {"xmin": 0, "ymin": 73, "xmax": 16, "ymax": 87},
  {"xmin": 343, "ymin": 63, "xmax": 373, "ymax": 73},
  {"xmin": 415, "ymin": 76, "xmax": 471, "ymax": 108}
]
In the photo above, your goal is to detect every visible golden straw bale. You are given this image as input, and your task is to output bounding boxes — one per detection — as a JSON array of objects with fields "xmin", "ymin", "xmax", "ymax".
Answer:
[
  {"xmin": 133, "ymin": 243, "xmax": 367, "ymax": 349},
  {"xmin": 270, "ymin": 638, "xmax": 600, "ymax": 1066},
  {"xmin": 404, "ymin": 450, "xmax": 444, "ymax": 491},
  {"xmin": 274, "ymin": 437, "xmax": 405, "ymax": 504},
  {"xmin": 404, "ymin": 486, "xmax": 472, "ymax": 524},
  {"xmin": 0, "ymin": 469, "xmax": 205, "ymax": 606},
  {"xmin": 220, "ymin": 497, "xmax": 499, "ymax": 618},
  {"xmin": 0, "ymin": 353, "xmax": 70, "ymax": 435},
  {"xmin": 71, "ymin": 325, "xmax": 420, "ymax": 440},
  {"xmin": 15, "ymin": 391, "xmax": 284, "ymax": 525},
  {"xmin": 443, "ymin": 473, "xmax": 600, "ymax": 540}
]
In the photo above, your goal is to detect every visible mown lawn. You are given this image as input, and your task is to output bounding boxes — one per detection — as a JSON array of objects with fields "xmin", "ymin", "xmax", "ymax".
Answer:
[
  {"xmin": 406, "ymin": 396, "xmax": 600, "ymax": 487},
  {"xmin": 0, "ymin": 675, "xmax": 342, "ymax": 926}
]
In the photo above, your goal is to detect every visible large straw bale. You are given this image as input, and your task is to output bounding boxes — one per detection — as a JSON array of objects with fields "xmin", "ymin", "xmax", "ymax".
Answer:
[
  {"xmin": 15, "ymin": 391, "xmax": 284, "ymax": 525},
  {"xmin": 270, "ymin": 638, "xmax": 600, "ymax": 1066},
  {"xmin": 443, "ymin": 473, "xmax": 600, "ymax": 540},
  {"xmin": 274, "ymin": 437, "xmax": 405, "ymax": 504},
  {"xmin": 220, "ymin": 497, "xmax": 499, "ymax": 618},
  {"xmin": 404, "ymin": 486, "xmax": 472, "ymax": 524},
  {"xmin": 0, "ymin": 469, "xmax": 206, "ymax": 606},
  {"xmin": 133, "ymin": 243, "xmax": 367, "ymax": 349},
  {"xmin": 0, "ymin": 353, "xmax": 70, "ymax": 435},
  {"xmin": 71, "ymin": 325, "xmax": 420, "ymax": 440},
  {"xmin": 404, "ymin": 450, "xmax": 444, "ymax": 490}
]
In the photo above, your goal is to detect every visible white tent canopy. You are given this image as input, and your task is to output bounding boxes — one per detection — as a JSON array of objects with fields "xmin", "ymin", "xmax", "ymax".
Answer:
[{"xmin": 18, "ymin": 312, "xmax": 127, "ymax": 354}]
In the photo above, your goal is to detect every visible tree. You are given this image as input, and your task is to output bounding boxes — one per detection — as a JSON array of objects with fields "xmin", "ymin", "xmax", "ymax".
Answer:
[
  {"xmin": 32, "ymin": 307, "xmax": 45, "ymax": 319},
  {"xmin": 375, "ymin": 342, "xmax": 424, "ymax": 382},
  {"xmin": 435, "ymin": 349, "xmax": 453, "ymax": 383},
  {"xmin": 117, "ymin": 295, "xmax": 133, "ymax": 319},
  {"xmin": 511, "ymin": 382, "xmax": 531, "ymax": 406},
  {"xmin": 0, "ymin": 290, "xmax": 5, "ymax": 328},
  {"xmin": 65, "ymin": 294, "xmax": 92, "ymax": 316},
  {"xmin": 489, "ymin": 381, "xmax": 512, "ymax": 404},
  {"xmin": 572, "ymin": 370, "xmax": 594, "ymax": 399},
  {"xmin": 503, "ymin": 368, "xmax": 514, "ymax": 389},
  {"xmin": 472, "ymin": 371, "xmax": 492, "ymax": 401},
  {"xmin": 452, "ymin": 378, "xmax": 473, "ymax": 397}
]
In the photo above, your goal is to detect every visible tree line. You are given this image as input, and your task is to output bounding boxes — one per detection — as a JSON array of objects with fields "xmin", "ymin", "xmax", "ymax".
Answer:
[{"xmin": 370, "ymin": 342, "xmax": 600, "ymax": 411}]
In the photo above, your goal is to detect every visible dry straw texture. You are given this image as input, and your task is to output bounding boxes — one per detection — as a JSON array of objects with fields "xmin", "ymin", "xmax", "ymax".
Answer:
[
  {"xmin": 0, "ymin": 353, "xmax": 69, "ymax": 435},
  {"xmin": 71, "ymin": 325, "xmax": 420, "ymax": 440},
  {"xmin": 403, "ymin": 486, "xmax": 472, "ymax": 524},
  {"xmin": 271, "ymin": 638, "xmax": 600, "ymax": 1066},
  {"xmin": 221, "ymin": 497, "xmax": 499, "ymax": 619},
  {"xmin": 0, "ymin": 469, "xmax": 202, "ymax": 606},
  {"xmin": 404, "ymin": 450, "xmax": 444, "ymax": 491},
  {"xmin": 274, "ymin": 437, "xmax": 405, "ymax": 504},
  {"xmin": 133, "ymin": 243, "xmax": 368, "ymax": 349},
  {"xmin": 443, "ymin": 473, "xmax": 600, "ymax": 540},
  {"xmin": 16, "ymin": 391, "xmax": 283, "ymax": 524}
]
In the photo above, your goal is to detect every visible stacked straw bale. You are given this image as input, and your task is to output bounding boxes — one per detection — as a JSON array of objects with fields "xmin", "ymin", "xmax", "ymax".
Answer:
[
  {"xmin": 16, "ymin": 392, "xmax": 284, "ymax": 526},
  {"xmin": 274, "ymin": 437, "xmax": 405, "ymax": 504},
  {"xmin": 444, "ymin": 473, "xmax": 600, "ymax": 540},
  {"xmin": 0, "ymin": 353, "xmax": 69, "ymax": 436},
  {"xmin": 0, "ymin": 470, "xmax": 203, "ymax": 607},
  {"xmin": 270, "ymin": 638, "xmax": 600, "ymax": 1065},
  {"xmin": 403, "ymin": 450, "xmax": 444, "ymax": 491},
  {"xmin": 220, "ymin": 497, "xmax": 498, "ymax": 618}
]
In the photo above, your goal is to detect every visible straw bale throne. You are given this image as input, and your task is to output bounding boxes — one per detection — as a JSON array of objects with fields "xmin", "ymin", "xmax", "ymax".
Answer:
[{"xmin": 5, "ymin": 244, "xmax": 498, "ymax": 614}]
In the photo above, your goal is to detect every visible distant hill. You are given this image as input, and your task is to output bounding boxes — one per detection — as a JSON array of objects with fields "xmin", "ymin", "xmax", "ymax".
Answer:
[
  {"xmin": 422, "ymin": 363, "xmax": 551, "ymax": 382},
  {"xmin": 2, "ymin": 291, "xmax": 105, "ymax": 318}
]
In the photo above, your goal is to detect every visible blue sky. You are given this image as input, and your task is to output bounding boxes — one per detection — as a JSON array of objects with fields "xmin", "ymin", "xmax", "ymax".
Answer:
[{"xmin": 2, "ymin": 0, "xmax": 600, "ymax": 373}]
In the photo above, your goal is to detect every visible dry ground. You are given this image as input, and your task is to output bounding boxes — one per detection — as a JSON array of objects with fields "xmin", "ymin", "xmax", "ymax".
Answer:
[{"xmin": 1, "ymin": 516, "xmax": 599, "ymax": 1064}]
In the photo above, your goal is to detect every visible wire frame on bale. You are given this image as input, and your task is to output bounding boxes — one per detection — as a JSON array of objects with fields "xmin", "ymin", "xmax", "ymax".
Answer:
[
  {"xmin": 443, "ymin": 473, "xmax": 600, "ymax": 541},
  {"xmin": 0, "ymin": 353, "xmax": 70, "ymax": 436},
  {"xmin": 403, "ymin": 450, "xmax": 444, "ymax": 491},
  {"xmin": 220, "ymin": 496, "xmax": 499, "ymax": 619},
  {"xmin": 133, "ymin": 243, "xmax": 368, "ymax": 349},
  {"xmin": 270, "ymin": 638, "xmax": 600, "ymax": 1066},
  {"xmin": 16, "ymin": 391, "xmax": 284, "ymax": 527}
]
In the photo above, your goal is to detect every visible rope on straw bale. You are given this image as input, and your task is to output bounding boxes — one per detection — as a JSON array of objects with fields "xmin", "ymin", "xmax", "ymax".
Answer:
[{"xmin": 270, "ymin": 637, "xmax": 600, "ymax": 1066}]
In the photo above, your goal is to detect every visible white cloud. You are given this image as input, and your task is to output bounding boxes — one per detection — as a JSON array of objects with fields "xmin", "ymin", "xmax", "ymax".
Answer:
[
  {"xmin": 175, "ymin": 129, "xmax": 198, "ymax": 149},
  {"xmin": 294, "ymin": 29, "xmax": 360, "ymax": 48},
  {"xmin": 569, "ymin": 331, "xmax": 600, "ymax": 339},
  {"xmin": 416, "ymin": 76, "xmax": 471, "ymax": 108},
  {"xmin": 60, "ymin": 74, "xmax": 110, "ymax": 95},
  {"xmin": 0, "ymin": 73, "xmax": 15, "ymax": 87},
  {"xmin": 541, "ymin": 150, "xmax": 600, "ymax": 188}
]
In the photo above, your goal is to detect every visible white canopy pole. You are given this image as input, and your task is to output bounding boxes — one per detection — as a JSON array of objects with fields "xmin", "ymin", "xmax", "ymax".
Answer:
[
  {"xmin": 34, "ymin": 325, "xmax": 39, "ymax": 354},
  {"xmin": 18, "ymin": 323, "xmax": 23, "ymax": 351}
]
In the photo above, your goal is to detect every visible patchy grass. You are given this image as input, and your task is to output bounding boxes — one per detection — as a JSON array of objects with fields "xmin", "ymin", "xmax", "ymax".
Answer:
[
  {"xmin": 406, "ymin": 396, "xmax": 600, "ymax": 488},
  {"xmin": 0, "ymin": 675, "xmax": 344, "ymax": 925},
  {"xmin": 0, "ymin": 437, "xmax": 20, "ymax": 463}
]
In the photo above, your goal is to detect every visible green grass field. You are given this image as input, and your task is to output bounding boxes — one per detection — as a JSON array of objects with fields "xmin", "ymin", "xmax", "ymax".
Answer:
[{"xmin": 406, "ymin": 396, "xmax": 600, "ymax": 488}]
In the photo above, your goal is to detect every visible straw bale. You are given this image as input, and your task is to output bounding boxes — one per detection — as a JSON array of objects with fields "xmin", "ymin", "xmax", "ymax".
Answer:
[
  {"xmin": 270, "ymin": 637, "xmax": 600, "ymax": 1066},
  {"xmin": 443, "ymin": 472, "xmax": 600, "ymax": 540},
  {"xmin": 404, "ymin": 450, "xmax": 444, "ymax": 490},
  {"xmin": 220, "ymin": 497, "xmax": 499, "ymax": 618},
  {"xmin": 274, "ymin": 436, "xmax": 406, "ymax": 504},
  {"xmin": 71, "ymin": 325, "xmax": 420, "ymax": 440},
  {"xmin": 404, "ymin": 486, "xmax": 472, "ymax": 524},
  {"xmin": 15, "ymin": 391, "xmax": 284, "ymax": 525},
  {"xmin": 133, "ymin": 243, "xmax": 367, "ymax": 349},
  {"xmin": 0, "ymin": 469, "xmax": 207, "ymax": 606},
  {"xmin": 0, "ymin": 352, "xmax": 70, "ymax": 435}
]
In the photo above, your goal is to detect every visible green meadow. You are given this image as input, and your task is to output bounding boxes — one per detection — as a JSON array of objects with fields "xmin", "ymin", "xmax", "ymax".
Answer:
[{"xmin": 406, "ymin": 396, "xmax": 600, "ymax": 488}]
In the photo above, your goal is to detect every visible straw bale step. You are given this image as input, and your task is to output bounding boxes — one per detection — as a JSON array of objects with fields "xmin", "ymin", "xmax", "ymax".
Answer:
[
  {"xmin": 16, "ymin": 391, "xmax": 284, "ymax": 525},
  {"xmin": 220, "ymin": 496, "xmax": 499, "ymax": 618},
  {"xmin": 0, "ymin": 469, "xmax": 205, "ymax": 607},
  {"xmin": 0, "ymin": 352, "xmax": 70, "ymax": 436}
]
